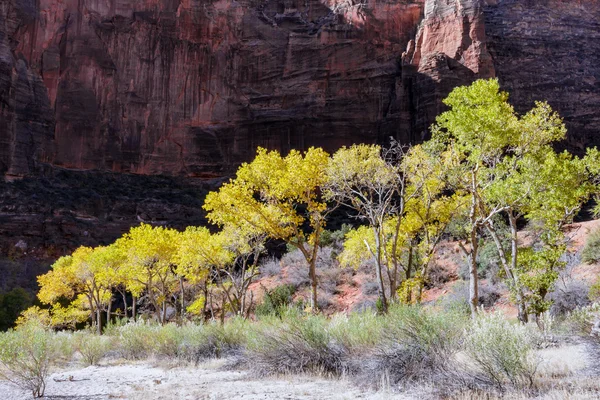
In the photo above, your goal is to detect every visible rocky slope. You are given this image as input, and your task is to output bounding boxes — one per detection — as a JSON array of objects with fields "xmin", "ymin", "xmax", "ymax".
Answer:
[{"xmin": 2, "ymin": 0, "xmax": 599, "ymax": 179}]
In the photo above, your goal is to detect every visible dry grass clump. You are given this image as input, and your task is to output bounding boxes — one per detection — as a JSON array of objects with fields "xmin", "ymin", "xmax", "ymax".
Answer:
[
  {"xmin": 355, "ymin": 305, "xmax": 468, "ymax": 390},
  {"xmin": 246, "ymin": 310, "xmax": 349, "ymax": 376},
  {"xmin": 563, "ymin": 302, "xmax": 600, "ymax": 335}
]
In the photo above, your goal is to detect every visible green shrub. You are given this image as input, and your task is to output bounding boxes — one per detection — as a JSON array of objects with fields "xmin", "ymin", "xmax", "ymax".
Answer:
[
  {"xmin": 73, "ymin": 331, "xmax": 113, "ymax": 366},
  {"xmin": 0, "ymin": 322, "xmax": 56, "ymax": 398},
  {"xmin": 565, "ymin": 302, "xmax": 600, "ymax": 335},
  {"xmin": 582, "ymin": 228, "xmax": 600, "ymax": 264},
  {"xmin": 255, "ymin": 284, "xmax": 297, "ymax": 317},
  {"xmin": 151, "ymin": 324, "xmax": 185, "ymax": 358},
  {"xmin": 115, "ymin": 321, "xmax": 155, "ymax": 360},
  {"xmin": 465, "ymin": 313, "xmax": 537, "ymax": 389},
  {"xmin": 329, "ymin": 311, "xmax": 384, "ymax": 353},
  {"xmin": 589, "ymin": 279, "xmax": 600, "ymax": 302}
]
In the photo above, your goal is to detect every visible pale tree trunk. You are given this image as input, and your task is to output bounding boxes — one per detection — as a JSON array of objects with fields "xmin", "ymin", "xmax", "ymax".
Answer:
[
  {"xmin": 106, "ymin": 295, "xmax": 112, "ymax": 327},
  {"xmin": 508, "ymin": 211, "xmax": 528, "ymax": 323},
  {"xmin": 298, "ymin": 241, "xmax": 320, "ymax": 312},
  {"xmin": 180, "ymin": 277, "xmax": 186, "ymax": 319},
  {"xmin": 369, "ymin": 226, "xmax": 388, "ymax": 313},
  {"xmin": 485, "ymin": 214, "xmax": 528, "ymax": 323},
  {"xmin": 89, "ymin": 297, "xmax": 96, "ymax": 330},
  {"xmin": 468, "ymin": 169, "xmax": 479, "ymax": 319},
  {"xmin": 96, "ymin": 308, "xmax": 102, "ymax": 335},
  {"xmin": 121, "ymin": 291, "xmax": 128, "ymax": 319},
  {"xmin": 469, "ymin": 228, "xmax": 479, "ymax": 319}
]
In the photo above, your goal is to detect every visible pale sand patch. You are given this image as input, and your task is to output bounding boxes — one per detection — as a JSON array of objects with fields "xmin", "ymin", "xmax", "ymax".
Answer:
[{"xmin": 0, "ymin": 362, "xmax": 405, "ymax": 399}]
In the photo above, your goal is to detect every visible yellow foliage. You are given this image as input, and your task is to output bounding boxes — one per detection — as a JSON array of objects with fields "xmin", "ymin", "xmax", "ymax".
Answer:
[
  {"xmin": 186, "ymin": 295, "xmax": 206, "ymax": 316},
  {"xmin": 15, "ymin": 306, "xmax": 52, "ymax": 329}
]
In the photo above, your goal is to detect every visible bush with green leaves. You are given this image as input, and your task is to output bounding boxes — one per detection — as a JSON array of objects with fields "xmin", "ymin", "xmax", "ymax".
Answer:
[
  {"xmin": 110, "ymin": 319, "xmax": 249, "ymax": 364},
  {"xmin": 581, "ymin": 228, "xmax": 600, "ymax": 264},
  {"xmin": 114, "ymin": 321, "xmax": 155, "ymax": 360},
  {"xmin": 255, "ymin": 284, "xmax": 297, "ymax": 317},
  {"xmin": 564, "ymin": 302, "xmax": 600, "ymax": 335},
  {"xmin": 590, "ymin": 279, "xmax": 600, "ymax": 302},
  {"xmin": 0, "ymin": 322, "xmax": 56, "ymax": 398},
  {"xmin": 465, "ymin": 313, "xmax": 538, "ymax": 390},
  {"xmin": 73, "ymin": 331, "xmax": 113, "ymax": 366}
]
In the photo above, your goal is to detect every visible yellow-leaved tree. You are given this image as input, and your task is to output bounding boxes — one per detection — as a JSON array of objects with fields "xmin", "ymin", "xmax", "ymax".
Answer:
[
  {"xmin": 204, "ymin": 147, "xmax": 331, "ymax": 311},
  {"xmin": 175, "ymin": 226, "xmax": 233, "ymax": 320},
  {"xmin": 117, "ymin": 224, "xmax": 180, "ymax": 324},
  {"xmin": 330, "ymin": 143, "xmax": 464, "ymax": 309},
  {"xmin": 37, "ymin": 246, "xmax": 116, "ymax": 333}
]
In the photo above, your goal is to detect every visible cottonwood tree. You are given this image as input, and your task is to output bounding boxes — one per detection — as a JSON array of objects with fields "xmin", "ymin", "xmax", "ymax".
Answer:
[
  {"xmin": 220, "ymin": 226, "xmax": 267, "ymax": 318},
  {"xmin": 37, "ymin": 247, "xmax": 112, "ymax": 333},
  {"xmin": 433, "ymin": 78, "xmax": 600, "ymax": 320},
  {"xmin": 332, "ymin": 143, "xmax": 464, "ymax": 308},
  {"xmin": 204, "ymin": 147, "xmax": 331, "ymax": 312},
  {"xmin": 487, "ymin": 147, "xmax": 600, "ymax": 322},
  {"xmin": 431, "ymin": 79, "xmax": 522, "ymax": 318},
  {"xmin": 175, "ymin": 226, "xmax": 233, "ymax": 320},
  {"xmin": 398, "ymin": 143, "xmax": 467, "ymax": 302},
  {"xmin": 118, "ymin": 224, "xmax": 180, "ymax": 324},
  {"xmin": 325, "ymin": 144, "xmax": 406, "ymax": 312}
]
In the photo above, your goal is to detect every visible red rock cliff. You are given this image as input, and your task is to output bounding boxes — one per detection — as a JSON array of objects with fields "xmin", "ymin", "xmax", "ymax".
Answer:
[{"xmin": 1, "ymin": 0, "xmax": 599, "ymax": 178}]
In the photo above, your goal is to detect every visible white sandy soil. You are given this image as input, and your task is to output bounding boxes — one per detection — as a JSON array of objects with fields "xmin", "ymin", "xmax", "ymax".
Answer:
[{"xmin": 0, "ymin": 360, "xmax": 402, "ymax": 400}]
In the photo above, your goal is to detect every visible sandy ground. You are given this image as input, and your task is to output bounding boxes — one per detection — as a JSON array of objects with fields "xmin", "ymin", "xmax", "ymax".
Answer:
[
  {"xmin": 1, "ymin": 339, "xmax": 598, "ymax": 399},
  {"xmin": 0, "ymin": 359, "xmax": 402, "ymax": 400}
]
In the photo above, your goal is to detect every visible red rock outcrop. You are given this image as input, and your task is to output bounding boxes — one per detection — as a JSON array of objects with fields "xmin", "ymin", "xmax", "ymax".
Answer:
[
  {"xmin": 482, "ymin": 0, "xmax": 600, "ymax": 153},
  {"xmin": 2, "ymin": 0, "xmax": 599, "ymax": 179},
  {"xmin": 1, "ymin": 0, "xmax": 427, "ymax": 178}
]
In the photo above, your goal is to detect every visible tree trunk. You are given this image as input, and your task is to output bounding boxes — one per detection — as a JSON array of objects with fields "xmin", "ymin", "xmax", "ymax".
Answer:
[
  {"xmin": 89, "ymin": 297, "xmax": 96, "ymax": 330},
  {"xmin": 509, "ymin": 212, "xmax": 528, "ymax": 324},
  {"xmin": 297, "ymin": 241, "xmax": 319, "ymax": 312},
  {"xmin": 96, "ymin": 308, "xmax": 102, "ymax": 335},
  {"xmin": 121, "ymin": 291, "xmax": 128, "ymax": 319},
  {"xmin": 106, "ymin": 296, "xmax": 112, "ymax": 327},
  {"xmin": 468, "ymin": 169, "xmax": 480, "ymax": 319},
  {"xmin": 132, "ymin": 296, "xmax": 137, "ymax": 322},
  {"xmin": 309, "ymin": 257, "xmax": 318, "ymax": 312},
  {"xmin": 369, "ymin": 229, "xmax": 388, "ymax": 313},
  {"xmin": 469, "ymin": 228, "xmax": 479, "ymax": 319},
  {"xmin": 486, "ymin": 216, "xmax": 528, "ymax": 324},
  {"xmin": 180, "ymin": 277, "xmax": 185, "ymax": 319}
]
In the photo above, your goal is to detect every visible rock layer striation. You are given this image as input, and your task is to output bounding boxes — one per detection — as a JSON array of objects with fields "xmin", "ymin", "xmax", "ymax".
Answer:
[{"xmin": 2, "ymin": 0, "xmax": 599, "ymax": 178}]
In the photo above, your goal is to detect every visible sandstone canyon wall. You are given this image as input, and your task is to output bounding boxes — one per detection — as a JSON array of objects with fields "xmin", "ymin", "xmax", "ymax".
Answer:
[
  {"xmin": 3, "ymin": 0, "xmax": 598, "ymax": 179},
  {"xmin": 1, "ymin": 0, "xmax": 600, "ymax": 273}
]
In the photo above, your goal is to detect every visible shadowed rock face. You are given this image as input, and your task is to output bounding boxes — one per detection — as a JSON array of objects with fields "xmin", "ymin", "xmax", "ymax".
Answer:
[
  {"xmin": 1, "ymin": 0, "xmax": 600, "ymax": 265},
  {"xmin": 483, "ymin": 0, "xmax": 600, "ymax": 154},
  {"xmin": 2, "ymin": 0, "xmax": 599, "ymax": 179},
  {"xmin": 1, "ymin": 0, "xmax": 426, "ymax": 178}
]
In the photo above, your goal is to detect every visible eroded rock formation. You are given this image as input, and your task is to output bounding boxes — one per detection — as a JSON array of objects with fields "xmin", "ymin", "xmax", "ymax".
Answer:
[
  {"xmin": 1, "ymin": 0, "xmax": 600, "ymax": 269},
  {"xmin": 2, "ymin": 0, "xmax": 599, "ymax": 179}
]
